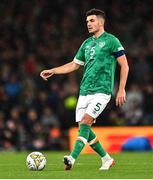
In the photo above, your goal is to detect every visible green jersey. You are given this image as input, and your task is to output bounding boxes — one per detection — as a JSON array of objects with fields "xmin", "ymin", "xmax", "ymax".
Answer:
[{"xmin": 74, "ymin": 32, "xmax": 124, "ymax": 95}]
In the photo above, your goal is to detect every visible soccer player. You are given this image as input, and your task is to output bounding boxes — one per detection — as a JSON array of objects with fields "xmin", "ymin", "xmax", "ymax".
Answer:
[{"xmin": 40, "ymin": 8, "xmax": 129, "ymax": 170}]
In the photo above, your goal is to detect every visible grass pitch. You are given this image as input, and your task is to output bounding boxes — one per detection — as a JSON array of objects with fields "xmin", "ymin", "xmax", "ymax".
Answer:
[{"xmin": 0, "ymin": 151, "xmax": 152, "ymax": 179}]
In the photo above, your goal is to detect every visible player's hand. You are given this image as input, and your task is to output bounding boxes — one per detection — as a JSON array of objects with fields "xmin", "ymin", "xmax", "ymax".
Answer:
[
  {"xmin": 40, "ymin": 69, "xmax": 54, "ymax": 81},
  {"xmin": 116, "ymin": 89, "xmax": 126, "ymax": 106}
]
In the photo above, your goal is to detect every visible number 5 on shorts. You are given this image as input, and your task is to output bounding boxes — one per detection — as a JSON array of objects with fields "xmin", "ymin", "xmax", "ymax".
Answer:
[{"xmin": 94, "ymin": 103, "xmax": 102, "ymax": 111}]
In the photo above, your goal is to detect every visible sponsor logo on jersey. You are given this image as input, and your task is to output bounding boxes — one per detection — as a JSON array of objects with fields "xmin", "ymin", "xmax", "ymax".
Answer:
[{"xmin": 86, "ymin": 45, "xmax": 90, "ymax": 49}]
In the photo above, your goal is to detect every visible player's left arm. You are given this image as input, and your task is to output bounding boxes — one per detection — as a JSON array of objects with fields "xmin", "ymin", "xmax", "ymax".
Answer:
[{"xmin": 116, "ymin": 54, "xmax": 129, "ymax": 106}]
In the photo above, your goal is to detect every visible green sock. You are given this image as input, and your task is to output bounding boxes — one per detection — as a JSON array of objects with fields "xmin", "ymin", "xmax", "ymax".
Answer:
[
  {"xmin": 70, "ymin": 124, "xmax": 90, "ymax": 159},
  {"xmin": 88, "ymin": 129, "xmax": 106, "ymax": 157}
]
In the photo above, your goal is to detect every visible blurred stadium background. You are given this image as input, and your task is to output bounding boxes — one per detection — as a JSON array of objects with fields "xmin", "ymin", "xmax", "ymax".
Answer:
[{"xmin": 0, "ymin": 0, "xmax": 153, "ymax": 153}]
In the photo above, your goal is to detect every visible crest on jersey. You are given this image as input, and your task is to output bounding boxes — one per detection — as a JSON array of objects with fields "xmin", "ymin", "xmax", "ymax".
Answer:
[{"xmin": 99, "ymin": 42, "xmax": 105, "ymax": 48}]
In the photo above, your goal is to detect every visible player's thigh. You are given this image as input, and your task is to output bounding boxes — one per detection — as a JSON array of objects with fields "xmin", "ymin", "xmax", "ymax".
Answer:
[
  {"xmin": 76, "ymin": 95, "xmax": 88, "ymax": 122},
  {"xmin": 86, "ymin": 93, "xmax": 111, "ymax": 119}
]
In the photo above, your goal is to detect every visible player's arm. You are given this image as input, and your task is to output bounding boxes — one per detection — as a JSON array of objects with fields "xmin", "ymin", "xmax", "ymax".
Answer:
[
  {"xmin": 40, "ymin": 60, "xmax": 80, "ymax": 81},
  {"xmin": 116, "ymin": 54, "xmax": 129, "ymax": 106},
  {"xmin": 40, "ymin": 40, "xmax": 86, "ymax": 81}
]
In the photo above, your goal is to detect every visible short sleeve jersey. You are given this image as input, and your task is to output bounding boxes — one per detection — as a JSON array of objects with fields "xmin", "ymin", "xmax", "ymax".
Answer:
[{"xmin": 74, "ymin": 32, "xmax": 124, "ymax": 95}]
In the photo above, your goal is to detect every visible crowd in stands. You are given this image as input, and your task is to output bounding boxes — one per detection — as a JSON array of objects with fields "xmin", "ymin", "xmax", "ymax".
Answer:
[{"xmin": 0, "ymin": 0, "xmax": 153, "ymax": 150}]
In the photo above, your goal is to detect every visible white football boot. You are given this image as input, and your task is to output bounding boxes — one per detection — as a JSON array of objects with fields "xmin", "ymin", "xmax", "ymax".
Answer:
[
  {"xmin": 63, "ymin": 155, "xmax": 75, "ymax": 170},
  {"xmin": 99, "ymin": 153, "xmax": 115, "ymax": 170}
]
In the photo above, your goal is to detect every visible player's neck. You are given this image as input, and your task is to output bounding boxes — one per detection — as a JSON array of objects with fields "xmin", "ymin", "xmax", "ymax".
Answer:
[{"xmin": 94, "ymin": 29, "xmax": 105, "ymax": 38}]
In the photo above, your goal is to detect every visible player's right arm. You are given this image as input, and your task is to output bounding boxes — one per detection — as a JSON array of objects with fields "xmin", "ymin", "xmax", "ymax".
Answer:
[
  {"xmin": 40, "ymin": 40, "xmax": 86, "ymax": 81},
  {"xmin": 40, "ymin": 61, "xmax": 80, "ymax": 81}
]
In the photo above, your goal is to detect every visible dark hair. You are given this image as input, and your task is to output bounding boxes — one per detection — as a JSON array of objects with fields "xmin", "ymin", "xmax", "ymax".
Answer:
[{"xmin": 86, "ymin": 8, "xmax": 105, "ymax": 19}]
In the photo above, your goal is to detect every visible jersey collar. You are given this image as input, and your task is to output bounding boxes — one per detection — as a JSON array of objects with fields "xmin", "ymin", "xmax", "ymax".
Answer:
[{"xmin": 92, "ymin": 31, "xmax": 106, "ymax": 40}]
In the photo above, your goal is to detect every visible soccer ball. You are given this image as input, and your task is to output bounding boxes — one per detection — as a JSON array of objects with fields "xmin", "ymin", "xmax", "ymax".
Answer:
[{"xmin": 26, "ymin": 152, "xmax": 46, "ymax": 170}]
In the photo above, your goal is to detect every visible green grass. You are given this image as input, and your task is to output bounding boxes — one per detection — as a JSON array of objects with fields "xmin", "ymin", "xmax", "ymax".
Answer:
[{"xmin": 0, "ymin": 151, "xmax": 152, "ymax": 179}]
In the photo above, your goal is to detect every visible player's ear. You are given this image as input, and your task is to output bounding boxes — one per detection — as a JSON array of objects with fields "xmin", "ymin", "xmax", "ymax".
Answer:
[
  {"xmin": 98, "ymin": 16, "xmax": 104, "ymax": 26},
  {"xmin": 101, "ymin": 18, "xmax": 105, "ymax": 26}
]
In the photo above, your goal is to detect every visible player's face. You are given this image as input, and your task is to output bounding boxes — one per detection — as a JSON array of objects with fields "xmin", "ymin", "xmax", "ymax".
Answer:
[{"xmin": 86, "ymin": 15, "xmax": 103, "ymax": 34}]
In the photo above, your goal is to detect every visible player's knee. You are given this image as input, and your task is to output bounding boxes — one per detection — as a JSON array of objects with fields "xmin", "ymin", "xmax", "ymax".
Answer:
[{"xmin": 80, "ymin": 114, "xmax": 94, "ymax": 126}]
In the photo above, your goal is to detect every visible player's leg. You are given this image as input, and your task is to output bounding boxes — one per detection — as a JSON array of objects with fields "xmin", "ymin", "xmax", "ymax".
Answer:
[
  {"xmin": 88, "ymin": 129, "xmax": 115, "ymax": 170},
  {"xmin": 88, "ymin": 129, "xmax": 106, "ymax": 157},
  {"xmin": 64, "ymin": 95, "xmax": 91, "ymax": 170},
  {"xmin": 86, "ymin": 93, "xmax": 115, "ymax": 170},
  {"xmin": 64, "ymin": 93, "xmax": 114, "ymax": 170},
  {"xmin": 64, "ymin": 113, "xmax": 94, "ymax": 170}
]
